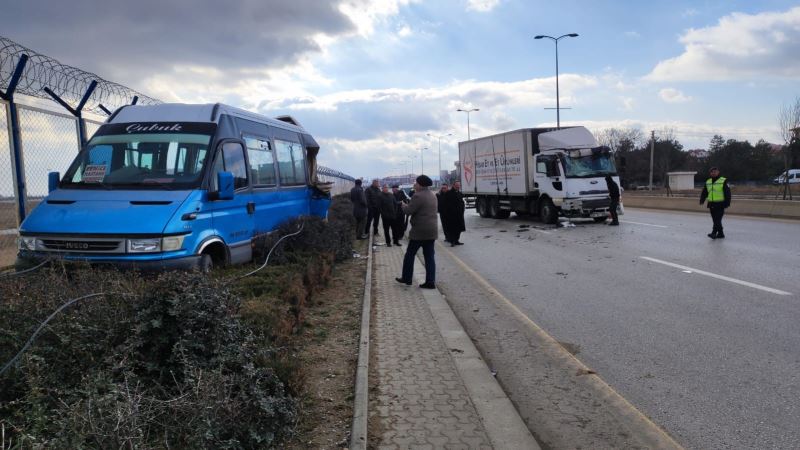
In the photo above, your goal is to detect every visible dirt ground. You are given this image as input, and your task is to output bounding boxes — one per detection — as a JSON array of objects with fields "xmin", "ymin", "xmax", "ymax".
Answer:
[{"xmin": 285, "ymin": 238, "xmax": 368, "ymax": 449}]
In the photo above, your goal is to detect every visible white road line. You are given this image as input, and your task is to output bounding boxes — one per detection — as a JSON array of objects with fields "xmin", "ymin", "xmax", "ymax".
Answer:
[
  {"xmin": 0, "ymin": 229, "xmax": 17, "ymax": 236},
  {"xmin": 621, "ymin": 221, "xmax": 668, "ymax": 228},
  {"xmin": 640, "ymin": 256, "xmax": 792, "ymax": 296}
]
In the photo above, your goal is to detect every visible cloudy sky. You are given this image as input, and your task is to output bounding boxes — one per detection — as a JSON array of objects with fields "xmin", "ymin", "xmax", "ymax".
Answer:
[{"xmin": 3, "ymin": 0, "xmax": 799, "ymax": 179}]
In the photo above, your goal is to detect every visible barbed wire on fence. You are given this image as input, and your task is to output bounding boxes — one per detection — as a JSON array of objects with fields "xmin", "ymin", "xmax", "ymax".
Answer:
[
  {"xmin": 0, "ymin": 35, "xmax": 160, "ymax": 115},
  {"xmin": 318, "ymin": 165, "xmax": 355, "ymax": 182}
]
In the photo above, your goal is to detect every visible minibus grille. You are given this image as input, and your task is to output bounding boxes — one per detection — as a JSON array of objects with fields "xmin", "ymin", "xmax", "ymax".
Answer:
[{"xmin": 40, "ymin": 238, "xmax": 125, "ymax": 253}]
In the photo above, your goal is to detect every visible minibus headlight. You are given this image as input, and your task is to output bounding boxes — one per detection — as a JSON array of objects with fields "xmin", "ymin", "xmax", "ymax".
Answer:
[
  {"xmin": 128, "ymin": 238, "xmax": 161, "ymax": 253},
  {"xmin": 19, "ymin": 237, "xmax": 37, "ymax": 251},
  {"xmin": 161, "ymin": 235, "xmax": 185, "ymax": 252}
]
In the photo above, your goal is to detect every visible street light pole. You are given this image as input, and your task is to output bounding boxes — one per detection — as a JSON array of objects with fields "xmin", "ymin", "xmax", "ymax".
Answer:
[
  {"xmin": 534, "ymin": 33, "xmax": 578, "ymax": 129},
  {"xmin": 427, "ymin": 132, "xmax": 452, "ymax": 181},
  {"xmin": 418, "ymin": 147, "xmax": 428, "ymax": 174},
  {"xmin": 456, "ymin": 108, "xmax": 479, "ymax": 140}
]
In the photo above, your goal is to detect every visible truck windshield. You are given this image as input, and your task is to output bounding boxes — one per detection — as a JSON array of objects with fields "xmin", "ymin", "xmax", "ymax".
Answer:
[
  {"xmin": 62, "ymin": 132, "xmax": 213, "ymax": 190},
  {"xmin": 562, "ymin": 151, "xmax": 617, "ymax": 178}
]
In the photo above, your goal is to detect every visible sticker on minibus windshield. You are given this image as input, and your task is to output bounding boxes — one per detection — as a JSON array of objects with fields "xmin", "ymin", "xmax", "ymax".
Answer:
[{"xmin": 83, "ymin": 164, "xmax": 107, "ymax": 182}]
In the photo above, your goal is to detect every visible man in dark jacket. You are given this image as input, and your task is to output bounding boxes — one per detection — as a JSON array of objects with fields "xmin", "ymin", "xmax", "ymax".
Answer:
[
  {"xmin": 350, "ymin": 179, "xmax": 368, "ymax": 239},
  {"xmin": 396, "ymin": 175, "xmax": 438, "ymax": 289},
  {"xmin": 379, "ymin": 185, "xmax": 398, "ymax": 246},
  {"xmin": 391, "ymin": 185, "xmax": 407, "ymax": 246},
  {"xmin": 605, "ymin": 175, "xmax": 620, "ymax": 226},
  {"xmin": 365, "ymin": 179, "xmax": 382, "ymax": 236},
  {"xmin": 699, "ymin": 166, "xmax": 731, "ymax": 239},
  {"xmin": 441, "ymin": 181, "xmax": 466, "ymax": 245}
]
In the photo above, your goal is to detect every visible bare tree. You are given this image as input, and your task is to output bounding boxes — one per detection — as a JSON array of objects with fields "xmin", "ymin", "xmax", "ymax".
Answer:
[{"xmin": 777, "ymin": 96, "xmax": 800, "ymax": 199}]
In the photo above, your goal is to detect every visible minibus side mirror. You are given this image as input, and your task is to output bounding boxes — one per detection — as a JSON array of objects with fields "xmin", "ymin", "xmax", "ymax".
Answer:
[
  {"xmin": 48, "ymin": 172, "xmax": 60, "ymax": 193},
  {"xmin": 216, "ymin": 171, "xmax": 234, "ymax": 200}
]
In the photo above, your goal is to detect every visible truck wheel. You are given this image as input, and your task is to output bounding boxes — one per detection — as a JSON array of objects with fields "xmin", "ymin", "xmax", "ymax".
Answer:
[
  {"xmin": 476, "ymin": 197, "xmax": 491, "ymax": 218},
  {"xmin": 488, "ymin": 198, "xmax": 500, "ymax": 218},
  {"xmin": 539, "ymin": 198, "xmax": 558, "ymax": 224},
  {"xmin": 495, "ymin": 209, "xmax": 510, "ymax": 219}
]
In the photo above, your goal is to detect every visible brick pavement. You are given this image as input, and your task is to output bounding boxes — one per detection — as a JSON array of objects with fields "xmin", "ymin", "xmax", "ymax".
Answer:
[{"xmin": 368, "ymin": 243, "xmax": 492, "ymax": 449}]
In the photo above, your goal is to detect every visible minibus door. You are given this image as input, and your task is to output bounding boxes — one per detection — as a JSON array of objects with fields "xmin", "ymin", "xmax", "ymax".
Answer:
[{"xmin": 209, "ymin": 141, "xmax": 254, "ymax": 265}]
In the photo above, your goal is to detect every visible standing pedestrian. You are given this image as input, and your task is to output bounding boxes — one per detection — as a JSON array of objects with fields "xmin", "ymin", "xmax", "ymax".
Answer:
[
  {"xmin": 442, "ymin": 181, "xmax": 466, "ymax": 245},
  {"xmin": 396, "ymin": 175, "xmax": 438, "ymax": 289},
  {"xmin": 379, "ymin": 185, "xmax": 398, "ymax": 246},
  {"xmin": 605, "ymin": 175, "xmax": 620, "ymax": 226},
  {"xmin": 365, "ymin": 179, "xmax": 382, "ymax": 236},
  {"xmin": 437, "ymin": 183, "xmax": 450, "ymax": 242},
  {"xmin": 349, "ymin": 179, "xmax": 368, "ymax": 239},
  {"xmin": 699, "ymin": 166, "xmax": 731, "ymax": 239},
  {"xmin": 391, "ymin": 185, "xmax": 407, "ymax": 246}
]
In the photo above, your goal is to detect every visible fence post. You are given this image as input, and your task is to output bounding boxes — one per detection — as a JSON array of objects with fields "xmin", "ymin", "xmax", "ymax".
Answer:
[
  {"xmin": 0, "ymin": 54, "xmax": 30, "ymax": 225},
  {"xmin": 43, "ymin": 79, "xmax": 97, "ymax": 149}
]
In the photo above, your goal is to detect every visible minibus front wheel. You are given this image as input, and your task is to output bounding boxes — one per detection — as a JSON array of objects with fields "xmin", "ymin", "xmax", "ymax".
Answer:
[{"xmin": 199, "ymin": 254, "xmax": 213, "ymax": 273}]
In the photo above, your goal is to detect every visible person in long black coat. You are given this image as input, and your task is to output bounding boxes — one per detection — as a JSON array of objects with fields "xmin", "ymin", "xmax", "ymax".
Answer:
[
  {"xmin": 365, "ymin": 179, "xmax": 382, "ymax": 236},
  {"xmin": 441, "ymin": 181, "xmax": 466, "ymax": 246},
  {"xmin": 378, "ymin": 185, "xmax": 398, "ymax": 246},
  {"xmin": 391, "ymin": 185, "xmax": 407, "ymax": 245},
  {"xmin": 436, "ymin": 184, "xmax": 450, "ymax": 242},
  {"xmin": 350, "ymin": 179, "xmax": 368, "ymax": 239}
]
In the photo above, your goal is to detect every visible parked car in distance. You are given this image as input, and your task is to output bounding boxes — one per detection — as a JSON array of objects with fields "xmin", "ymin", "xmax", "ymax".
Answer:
[{"xmin": 773, "ymin": 169, "xmax": 800, "ymax": 184}]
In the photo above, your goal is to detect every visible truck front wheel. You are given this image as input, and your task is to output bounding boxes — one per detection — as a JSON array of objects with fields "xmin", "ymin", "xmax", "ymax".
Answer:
[{"xmin": 539, "ymin": 198, "xmax": 558, "ymax": 224}]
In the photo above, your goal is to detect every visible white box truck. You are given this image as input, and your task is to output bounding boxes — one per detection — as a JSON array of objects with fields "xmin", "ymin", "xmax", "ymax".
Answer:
[{"xmin": 458, "ymin": 126, "xmax": 621, "ymax": 223}]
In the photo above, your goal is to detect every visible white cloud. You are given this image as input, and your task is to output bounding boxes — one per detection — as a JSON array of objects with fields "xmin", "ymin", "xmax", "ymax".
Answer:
[
  {"xmin": 466, "ymin": 0, "xmax": 501, "ymax": 12},
  {"xmin": 620, "ymin": 97, "xmax": 635, "ymax": 111},
  {"xmin": 338, "ymin": 0, "xmax": 419, "ymax": 37},
  {"xmin": 682, "ymin": 8, "xmax": 699, "ymax": 18},
  {"xmin": 647, "ymin": 6, "xmax": 800, "ymax": 81},
  {"xmin": 397, "ymin": 24, "xmax": 413, "ymax": 37},
  {"xmin": 624, "ymin": 31, "xmax": 641, "ymax": 39},
  {"xmin": 658, "ymin": 88, "xmax": 692, "ymax": 103}
]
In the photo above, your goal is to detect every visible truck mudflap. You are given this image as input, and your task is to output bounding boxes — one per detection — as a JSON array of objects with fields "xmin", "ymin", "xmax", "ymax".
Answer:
[{"xmin": 560, "ymin": 197, "xmax": 611, "ymax": 217}]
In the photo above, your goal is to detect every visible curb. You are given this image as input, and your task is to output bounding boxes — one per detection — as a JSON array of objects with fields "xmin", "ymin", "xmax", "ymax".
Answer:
[
  {"xmin": 349, "ymin": 234, "xmax": 373, "ymax": 450},
  {"xmin": 415, "ymin": 247, "xmax": 541, "ymax": 450}
]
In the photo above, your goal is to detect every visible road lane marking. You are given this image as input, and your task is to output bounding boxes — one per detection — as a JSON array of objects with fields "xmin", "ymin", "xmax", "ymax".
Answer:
[
  {"xmin": 640, "ymin": 256, "xmax": 792, "ymax": 296},
  {"xmin": 0, "ymin": 229, "xmax": 17, "ymax": 236},
  {"xmin": 439, "ymin": 243, "xmax": 684, "ymax": 449},
  {"xmin": 620, "ymin": 221, "xmax": 668, "ymax": 228}
]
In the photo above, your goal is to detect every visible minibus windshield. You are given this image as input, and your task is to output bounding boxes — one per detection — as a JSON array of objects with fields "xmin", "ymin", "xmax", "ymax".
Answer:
[{"xmin": 62, "ymin": 129, "xmax": 213, "ymax": 190}]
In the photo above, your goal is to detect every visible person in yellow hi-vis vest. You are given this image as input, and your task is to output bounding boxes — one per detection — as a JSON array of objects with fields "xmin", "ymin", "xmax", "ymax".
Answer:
[{"xmin": 699, "ymin": 167, "xmax": 731, "ymax": 239}]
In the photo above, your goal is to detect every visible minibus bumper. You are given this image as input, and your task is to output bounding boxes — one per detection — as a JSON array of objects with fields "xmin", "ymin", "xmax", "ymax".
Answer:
[{"xmin": 15, "ymin": 252, "xmax": 203, "ymax": 271}]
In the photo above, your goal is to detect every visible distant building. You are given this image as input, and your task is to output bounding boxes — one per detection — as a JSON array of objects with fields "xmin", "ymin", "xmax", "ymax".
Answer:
[
  {"xmin": 381, "ymin": 174, "xmax": 415, "ymax": 186},
  {"xmin": 687, "ymin": 149, "xmax": 709, "ymax": 159}
]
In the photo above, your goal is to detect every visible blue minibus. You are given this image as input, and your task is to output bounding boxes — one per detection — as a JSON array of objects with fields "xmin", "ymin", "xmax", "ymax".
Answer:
[{"xmin": 17, "ymin": 103, "xmax": 332, "ymax": 270}]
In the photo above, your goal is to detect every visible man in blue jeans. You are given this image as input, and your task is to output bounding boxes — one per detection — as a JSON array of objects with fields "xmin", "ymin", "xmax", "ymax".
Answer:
[{"xmin": 396, "ymin": 175, "xmax": 438, "ymax": 289}]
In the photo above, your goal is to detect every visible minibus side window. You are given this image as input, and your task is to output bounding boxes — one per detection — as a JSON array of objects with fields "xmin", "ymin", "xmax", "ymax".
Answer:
[
  {"xmin": 244, "ymin": 136, "xmax": 277, "ymax": 186},
  {"xmin": 275, "ymin": 139, "xmax": 304, "ymax": 186}
]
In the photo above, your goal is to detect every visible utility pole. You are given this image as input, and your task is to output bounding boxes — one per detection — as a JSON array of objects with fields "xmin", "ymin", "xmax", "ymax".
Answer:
[{"xmin": 649, "ymin": 130, "xmax": 655, "ymax": 191}]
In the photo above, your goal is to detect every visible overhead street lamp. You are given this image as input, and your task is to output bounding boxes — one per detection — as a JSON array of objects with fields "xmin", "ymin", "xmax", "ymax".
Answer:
[
  {"xmin": 410, "ymin": 155, "xmax": 417, "ymax": 175},
  {"xmin": 456, "ymin": 108, "xmax": 479, "ymax": 140},
  {"xmin": 418, "ymin": 147, "xmax": 429, "ymax": 174},
  {"xmin": 427, "ymin": 132, "xmax": 452, "ymax": 181},
  {"xmin": 534, "ymin": 33, "xmax": 578, "ymax": 129}
]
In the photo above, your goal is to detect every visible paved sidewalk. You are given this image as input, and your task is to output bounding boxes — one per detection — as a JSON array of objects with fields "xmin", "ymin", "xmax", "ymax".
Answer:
[{"xmin": 368, "ymin": 242, "xmax": 538, "ymax": 449}]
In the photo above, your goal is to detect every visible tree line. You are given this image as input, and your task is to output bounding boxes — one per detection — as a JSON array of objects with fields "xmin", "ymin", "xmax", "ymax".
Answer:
[{"xmin": 596, "ymin": 98, "xmax": 800, "ymax": 188}]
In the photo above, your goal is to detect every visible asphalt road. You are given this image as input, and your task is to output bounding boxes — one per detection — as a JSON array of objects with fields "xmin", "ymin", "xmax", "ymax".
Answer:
[{"xmin": 438, "ymin": 207, "xmax": 799, "ymax": 450}]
